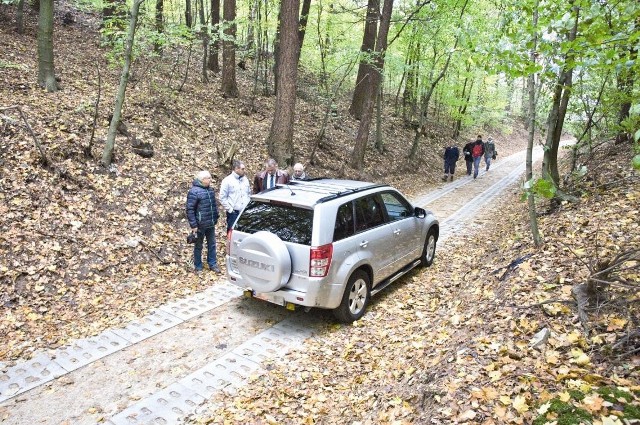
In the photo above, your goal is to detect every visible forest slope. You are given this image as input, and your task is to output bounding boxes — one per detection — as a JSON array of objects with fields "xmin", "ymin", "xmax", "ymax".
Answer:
[{"xmin": 0, "ymin": 8, "xmax": 527, "ymax": 363}]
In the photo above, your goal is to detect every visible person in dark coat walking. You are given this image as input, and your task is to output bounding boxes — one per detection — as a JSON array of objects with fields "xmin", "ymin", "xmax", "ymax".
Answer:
[
  {"xmin": 463, "ymin": 140, "xmax": 474, "ymax": 176},
  {"xmin": 442, "ymin": 144, "xmax": 460, "ymax": 181},
  {"xmin": 186, "ymin": 170, "xmax": 221, "ymax": 273}
]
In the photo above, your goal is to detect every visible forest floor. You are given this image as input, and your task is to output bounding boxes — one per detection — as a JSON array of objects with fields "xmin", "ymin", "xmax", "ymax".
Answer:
[
  {"xmin": 0, "ymin": 5, "xmax": 527, "ymax": 364},
  {"xmin": 1, "ymin": 4, "xmax": 639, "ymax": 425}
]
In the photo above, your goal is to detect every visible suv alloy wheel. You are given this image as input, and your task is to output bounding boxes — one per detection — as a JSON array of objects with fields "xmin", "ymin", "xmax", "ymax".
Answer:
[{"xmin": 333, "ymin": 270, "xmax": 370, "ymax": 323}]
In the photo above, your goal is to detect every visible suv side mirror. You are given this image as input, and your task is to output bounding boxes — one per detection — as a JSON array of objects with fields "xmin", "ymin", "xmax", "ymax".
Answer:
[{"xmin": 414, "ymin": 207, "xmax": 426, "ymax": 218}]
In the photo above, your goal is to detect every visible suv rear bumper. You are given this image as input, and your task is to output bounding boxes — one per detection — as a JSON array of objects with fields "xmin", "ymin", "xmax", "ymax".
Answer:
[{"xmin": 227, "ymin": 260, "xmax": 344, "ymax": 309}]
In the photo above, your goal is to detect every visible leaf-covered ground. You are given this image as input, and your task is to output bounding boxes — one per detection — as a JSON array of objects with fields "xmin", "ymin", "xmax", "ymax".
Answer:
[
  {"xmin": 0, "ymin": 6, "xmax": 526, "ymax": 364},
  {"xmin": 188, "ymin": 143, "xmax": 639, "ymax": 424},
  {"xmin": 2, "ymin": 5, "xmax": 639, "ymax": 424}
]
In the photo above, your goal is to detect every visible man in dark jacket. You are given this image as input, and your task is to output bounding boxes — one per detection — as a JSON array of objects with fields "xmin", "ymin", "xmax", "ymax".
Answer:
[
  {"xmin": 463, "ymin": 141, "xmax": 474, "ymax": 176},
  {"xmin": 253, "ymin": 158, "xmax": 290, "ymax": 193},
  {"xmin": 442, "ymin": 144, "xmax": 460, "ymax": 182},
  {"xmin": 186, "ymin": 170, "xmax": 221, "ymax": 273}
]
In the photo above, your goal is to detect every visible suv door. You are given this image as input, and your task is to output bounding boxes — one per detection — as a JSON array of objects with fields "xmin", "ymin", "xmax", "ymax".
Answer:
[
  {"xmin": 353, "ymin": 194, "xmax": 396, "ymax": 283},
  {"xmin": 380, "ymin": 191, "xmax": 422, "ymax": 268}
]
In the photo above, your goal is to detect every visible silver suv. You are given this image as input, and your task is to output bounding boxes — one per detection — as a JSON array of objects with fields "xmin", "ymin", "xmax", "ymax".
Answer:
[{"xmin": 226, "ymin": 179, "xmax": 439, "ymax": 322}]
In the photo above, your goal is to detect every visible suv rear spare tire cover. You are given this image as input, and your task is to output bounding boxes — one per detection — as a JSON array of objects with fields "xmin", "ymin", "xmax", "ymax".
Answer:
[{"xmin": 236, "ymin": 231, "xmax": 292, "ymax": 293}]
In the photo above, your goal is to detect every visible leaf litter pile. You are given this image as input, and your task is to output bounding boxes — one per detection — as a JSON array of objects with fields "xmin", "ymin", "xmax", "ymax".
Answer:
[{"xmin": 189, "ymin": 143, "xmax": 639, "ymax": 425}]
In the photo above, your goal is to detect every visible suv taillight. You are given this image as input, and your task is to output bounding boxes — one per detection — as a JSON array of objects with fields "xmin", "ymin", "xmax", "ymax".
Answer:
[
  {"xmin": 226, "ymin": 229, "xmax": 232, "ymax": 255},
  {"xmin": 309, "ymin": 243, "xmax": 333, "ymax": 277}
]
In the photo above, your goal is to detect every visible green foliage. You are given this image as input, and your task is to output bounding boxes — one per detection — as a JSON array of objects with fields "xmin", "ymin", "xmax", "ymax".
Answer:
[
  {"xmin": 522, "ymin": 177, "xmax": 557, "ymax": 201},
  {"xmin": 532, "ymin": 398, "xmax": 593, "ymax": 425},
  {"xmin": 633, "ymin": 155, "xmax": 640, "ymax": 171},
  {"xmin": 69, "ymin": 0, "xmax": 102, "ymax": 13}
]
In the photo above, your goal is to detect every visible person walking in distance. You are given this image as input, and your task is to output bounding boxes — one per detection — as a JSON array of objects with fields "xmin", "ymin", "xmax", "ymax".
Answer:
[
  {"xmin": 484, "ymin": 137, "xmax": 497, "ymax": 171},
  {"xmin": 463, "ymin": 140, "xmax": 474, "ymax": 176},
  {"xmin": 291, "ymin": 163, "xmax": 309, "ymax": 181},
  {"xmin": 471, "ymin": 134, "xmax": 485, "ymax": 179},
  {"xmin": 253, "ymin": 158, "xmax": 290, "ymax": 193},
  {"xmin": 186, "ymin": 170, "xmax": 221, "ymax": 274},
  {"xmin": 442, "ymin": 143, "xmax": 460, "ymax": 181},
  {"xmin": 219, "ymin": 160, "xmax": 251, "ymax": 234}
]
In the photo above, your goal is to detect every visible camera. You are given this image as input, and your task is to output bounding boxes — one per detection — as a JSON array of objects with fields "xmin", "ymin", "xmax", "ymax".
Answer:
[{"xmin": 187, "ymin": 232, "xmax": 198, "ymax": 244}]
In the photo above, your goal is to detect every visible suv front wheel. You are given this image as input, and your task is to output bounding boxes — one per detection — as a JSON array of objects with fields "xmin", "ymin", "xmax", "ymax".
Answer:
[{"xmin": 333, "ymin": 270, "xmax": 370, "ymax": 323}]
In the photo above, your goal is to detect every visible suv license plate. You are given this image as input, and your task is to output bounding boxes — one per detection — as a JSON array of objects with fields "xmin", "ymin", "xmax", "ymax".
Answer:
[{"xmin": 253, "ymin": 291, "xmax": 285, "ymax": 306}]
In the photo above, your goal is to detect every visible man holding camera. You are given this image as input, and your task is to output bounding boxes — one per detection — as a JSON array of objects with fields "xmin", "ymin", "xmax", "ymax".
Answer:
[{"xmin": 186, "ymin": 170, "xmax": 221, "ymax": 274}]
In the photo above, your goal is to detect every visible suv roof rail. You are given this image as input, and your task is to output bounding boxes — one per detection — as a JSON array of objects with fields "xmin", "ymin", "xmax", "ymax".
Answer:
[{"xmin": 285, "ymin": 179, "xmax": 388, "ymax": 204}]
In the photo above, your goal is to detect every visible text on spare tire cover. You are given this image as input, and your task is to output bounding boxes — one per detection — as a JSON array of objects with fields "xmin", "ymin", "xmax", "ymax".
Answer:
[{"xmin": 239, "ymin": 256, "xmax": 276, "ymax": 272}]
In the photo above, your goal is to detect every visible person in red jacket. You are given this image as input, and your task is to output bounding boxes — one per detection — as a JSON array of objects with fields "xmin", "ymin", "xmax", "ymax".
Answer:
[
  {"xmin": 471, "ymin": 135, "xmax": 485, "ymax": 179},
  {"xmin": 253, "ymin": 158, "xmax": 290, "ymax": 193}
]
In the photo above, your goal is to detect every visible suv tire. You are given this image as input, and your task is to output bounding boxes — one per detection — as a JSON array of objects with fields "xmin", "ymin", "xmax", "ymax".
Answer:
[
  {"xmin": 420, "ymin": 228, "xmax": 437, "ymax": 267},
  {"xmin": 236, "ymin": 231, "xmax": 292, "ymax": 293},
  {"xmin": 333, "ymin": 270, "xmax": 370, "ymax": 323}
]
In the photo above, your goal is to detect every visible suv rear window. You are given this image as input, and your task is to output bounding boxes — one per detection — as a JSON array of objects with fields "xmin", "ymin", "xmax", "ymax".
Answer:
[{"xmin": 234, "ymin": 201, "xmax": 313, "ymax": 245}]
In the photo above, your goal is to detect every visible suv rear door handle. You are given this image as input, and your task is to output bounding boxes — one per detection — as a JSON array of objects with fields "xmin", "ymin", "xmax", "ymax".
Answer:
[
  {"xmin": 359, "ymin": 240, "xmax": 369, "ymax": 248},
  {"xmin": 393, "ymin": 229, "xmax": 401, "ymax": 235}
]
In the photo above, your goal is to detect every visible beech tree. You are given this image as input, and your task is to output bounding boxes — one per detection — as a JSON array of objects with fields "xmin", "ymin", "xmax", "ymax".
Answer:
[
  {"xmin": 221, "ymin": 0, "xmax": 239, "ymax": 97},
  {"xmin": 542, "ymin": 1, "xmax": 579, "ymax": 190},
  {"xmin": 267, "ymin": 0, "xmax": 300, "ymax": 165},
  {"xmin": 208, "ymin": 0, "xmax": 220, "ymax": 73},
  {"xmin": 37, "ymin": 0, "xmax": 57, "ymax": 92},
  {"xmin": 349, "ymin": 0, "xmax": 379, "ymax": 120},
  {"xmin": 102, "ymin": 0, "xmax": 145, "ymax": 167},
  {"xmin": 350, "ymin": 0, "xmax": 393, "ymax": 169}
]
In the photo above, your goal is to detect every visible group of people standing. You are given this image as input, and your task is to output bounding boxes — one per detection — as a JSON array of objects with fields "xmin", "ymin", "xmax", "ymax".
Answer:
[
  {"xmin": 185, "ymin": 158, "xmax": 308, "ymax": 273},
  {"xmin": 443, "ymin": 135, "xmax": 497, "ymax": 181}
]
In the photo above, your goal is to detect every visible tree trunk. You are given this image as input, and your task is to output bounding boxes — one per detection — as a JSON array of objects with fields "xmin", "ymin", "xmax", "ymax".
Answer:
[
  {"xmin": 615, "ymin": 42, "xmax": 636, "ymax": 144},
  {"xmin": 349, "ymin": 0, "xmax": 379, "ymax": 120},
  {"xmin": 402, "ymin": 41, "xmax": 418, "ymax": 124},
  {"xmin": 452, "ymin": 64, "xmax": 472, "ymax": 139},
  {"xmin": 543, "ymin": 1, "xmax": 578, "ymax": 187},
  {"xmin": 267, "ymin": 0, "xmax": 300, "ymax": 165},
  {"xmin": 198, "ymin": 0, "xmax": 208, "ymax": 83},
  {"xmin": 221, "ymin": 0, "xmax": 239, "ymax": 97},
  {"xmin": 521, "ymin": 78, "xmax": 528, "ymax": 129},
  {"xmin": 208, "ymin": 0, "xmax": 220, "ymax": 73},
  {"xmin": 273, "ymin": 9, "xmax": 282, "ymax": 94},
  {"xmin": 37, "ymin": 0, "xmax": 57, "ymax": 92},
  {"xmin": 185, "ymin": 0, "xmax": 193, "ymax": 28},
  {"xmin": 154, "ymin": 0, "xmax": 164, "ymax": 53},
  {"xmin": 526, "ymin": 0, "xmax": 542, "ymax": 247},
  {"xmin": 296, "ymin": 0, "xmax": 312, "ymax": 63},
  {"xmin": 16, "ymin": 0, "xmax": 25, "ymax": 34},
  {"xmin": 102, "ymin": 0, "xmax": 144, "ymax": 167},
  {"xmin": 247, "ymin": 0, "xmax": 257, "ymax": 53},
  {"xmin": 375, "ymin": 83, "xmax": 383, "ymax": 153},
  {"xmin": 350, "ymin": 0, "xmax": 393, "ymax": 169}
]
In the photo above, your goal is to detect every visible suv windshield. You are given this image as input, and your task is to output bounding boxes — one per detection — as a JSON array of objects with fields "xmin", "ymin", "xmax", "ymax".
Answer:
[{"xmin": 235, "ymin": 201, "xmax": 313, "ymax": 245}]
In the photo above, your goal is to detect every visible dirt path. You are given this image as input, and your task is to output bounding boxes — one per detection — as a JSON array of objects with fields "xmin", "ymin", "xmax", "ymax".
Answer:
[{"xmin": 0, "ymin": 147, "xmax": 547, "ymax": 425}]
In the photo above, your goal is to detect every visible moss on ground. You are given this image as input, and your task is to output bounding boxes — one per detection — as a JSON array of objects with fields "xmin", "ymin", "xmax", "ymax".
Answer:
[{"xmin": 532, "ymin": 398, "xmax": 592, "ymax": 425}]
